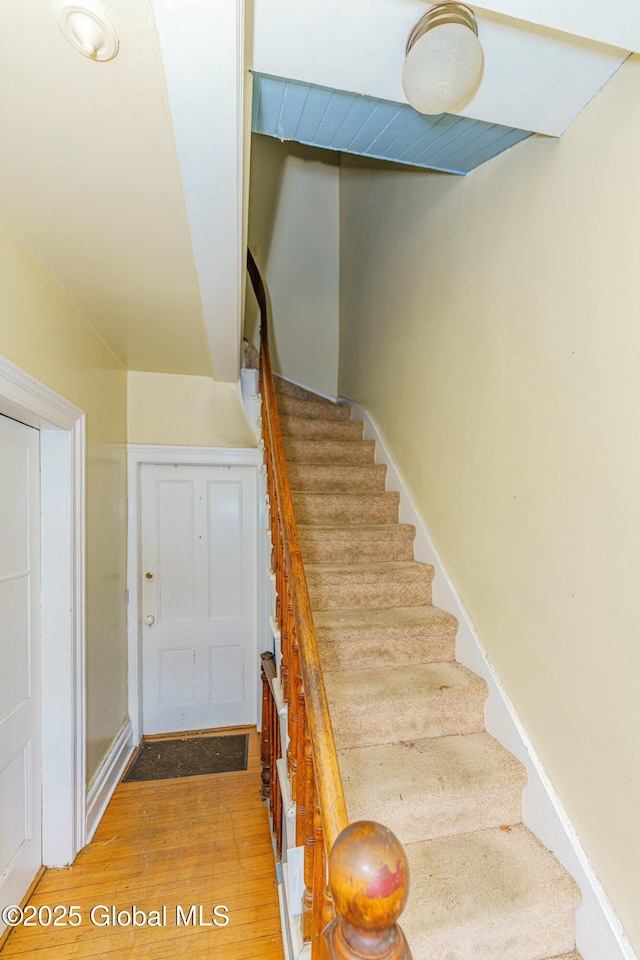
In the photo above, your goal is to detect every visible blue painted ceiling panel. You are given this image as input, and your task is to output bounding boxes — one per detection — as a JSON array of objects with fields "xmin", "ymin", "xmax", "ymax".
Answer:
[
  {"xmin": 278, "ymin": 81, "xmax": 310, "ymax": 134},
  {"xmin": 330, "ymin": 98, "xmax": 375, "ymax": 152},
  {"xmin": 315, "ymin": 93, "xmax": 354, "ymax": 145},
  {"xmin": 371, "ymin": 110, "xmax": 417, "ymax": 156},
  {"xmin": 252, "ymin": 73, "xmax": 533, "ymax": 176},
  {"xmin": 401, "ymin": 114, "xmax": 461, "ymax": 165},
  {"xmin": 458, "ymin": 127, "xmax": 529, "ymax": 173}
]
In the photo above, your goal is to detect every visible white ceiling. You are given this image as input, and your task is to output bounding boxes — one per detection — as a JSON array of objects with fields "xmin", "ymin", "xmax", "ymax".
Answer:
[
  {"xmin": 252, "ymin": 0, "xmax": 631, "ymax": 137},
  {"xmin": 0, "ymin": 0, "xmax": 211, "ymax": 375},
  {"xmin": 475, "ymin": 0, "xmax": 640, "ymax": 52}
]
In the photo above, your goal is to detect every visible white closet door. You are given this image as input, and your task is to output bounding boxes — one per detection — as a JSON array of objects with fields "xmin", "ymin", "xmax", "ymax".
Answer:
[
  {"xmin": 0, "ymin": 415, "xmax": 41, "ymax": 931},
  {"xmin": 140, "ymin": 464, "xmax": 257, "ymax": 734}
]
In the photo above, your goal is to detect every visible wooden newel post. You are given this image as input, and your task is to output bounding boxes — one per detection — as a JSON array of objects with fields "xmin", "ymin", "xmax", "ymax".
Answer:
[
  {"xmin": 320, "ymin": 821, "xmax": 413, "ymax": 960},
  {"xmin": 260, "ymin": 652, "xmax": 275, "ymax": 801}
]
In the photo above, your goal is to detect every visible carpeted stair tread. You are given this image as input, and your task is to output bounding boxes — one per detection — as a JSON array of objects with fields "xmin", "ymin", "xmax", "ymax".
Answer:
[
  {"xmin": 279, "ymin": 414, "xmax": 363, "ymax": 441},
  {"xmin": 324, "ymin": 662, "xmax": 487, "ymax": 748},
  {"xmin": 276, "ymin": 393, "xmax": 351, "ymax": 422},
  {"xmin": 298, "ymin": 523, "xmax": 415, "ymax": 563},
  {"xmin": 305, "ymin": 560, "xmax": 434, "ymax": 609},
  {"xmin": 292, "ymin": 490, "xmax": 400, "ymax": 525},
  {"xmin": 340, "ymin": 732, "xmax": 526, "ymax": 844},
  {"xmin": 314, "ymin": 605, "xmax": 457, "ymax": 668},
  {"xmin": 282, "ymin": 437, "xmax": 376, "ymax": 464},
  {"xmin": 401, "ymin": 824, "xmax": 581, "ymax": 960},
  {"xmin": 286, "ymin": 462, "xmax": 387, "ymax": 492}
]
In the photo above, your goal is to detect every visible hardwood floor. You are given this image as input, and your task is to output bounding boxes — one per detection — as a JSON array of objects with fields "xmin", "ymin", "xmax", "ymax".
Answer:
[{"xmin": 1, "ymin": 728, "xmax": 284, "ymax": 960}]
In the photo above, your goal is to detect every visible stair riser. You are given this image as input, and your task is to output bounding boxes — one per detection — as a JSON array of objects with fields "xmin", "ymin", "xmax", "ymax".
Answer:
[
  {"xmin": 277, "ymin": 395, "xmax": 351, "ymax": 421},
  {"xmin": 300, "ymin": 539, "xmax": 414, "ymax": 563},
  {"xmin": 307, "ymin": 580, "xmax": 432, "ymax": 610},
  {"xmin": 319, "ymin": 635, "xmax": 455, "ymax": 670},
  {"xmin": 406, "ymin": 907, "xmax": 577, "ymax": 960},
  {"xmin": 287, "ymin": 464, "xmax": 387, "ymax": 492},
  {"xmin": 293, "ymin": 494, "xmax": 399, "ymax": 525},
  {"xmin": 282, "ymin": 439, "xmax": 375, "ymax": 464},
  {"xmin": 331, "ymin": 695, "xmax": 485, "ymax": 749},
  {"xmin": 280, "ymin": 416, "xmax": 363, "ymax": 441},
  {"xmin": 346, "ymin": 788, "xmax": 523, "ymax": 846}
]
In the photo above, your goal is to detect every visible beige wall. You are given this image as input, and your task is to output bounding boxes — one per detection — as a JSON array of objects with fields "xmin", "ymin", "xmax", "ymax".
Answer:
[
  {"xmin": 246, "ymin": 134, "xmax": 340, "ymax": 397},
  {"xmin": 127, "ymin": 371, "xmax": 256, "ymax": 447},
  {"xmin": 339, "ymin": 57, "xmax": 640, "ymax": 951},
  {"xmin": 0, "ymin": 214, "xmax": 127, "ymax": 783}
]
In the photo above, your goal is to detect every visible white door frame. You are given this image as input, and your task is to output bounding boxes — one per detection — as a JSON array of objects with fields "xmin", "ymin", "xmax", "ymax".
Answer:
[
  {"xmin": 127, "ymin": 445, "xmax": 260, "ymax": 744},
  {"xmin": 0, "ymin": 356, "xmax": 86, "ymax": 867}
]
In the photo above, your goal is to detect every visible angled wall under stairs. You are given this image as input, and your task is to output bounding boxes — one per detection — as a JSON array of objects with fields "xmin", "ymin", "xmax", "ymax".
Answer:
[{"xmin": 274, "ymin": 374, "xmax": 582, "ymax": 960}]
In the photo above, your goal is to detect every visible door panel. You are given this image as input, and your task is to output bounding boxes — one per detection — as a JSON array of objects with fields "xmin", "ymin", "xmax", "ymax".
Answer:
[
  {"xmin": 157, "ymin": 480, "xmax": 195, "ymax": 623},
  {"xmin": 0, "ymin": 415, "xmax": 41, "ymax": 932},
  {"xmin": 208, "ymin": 480, "xmax": 243, "ymax": 621},
  {"xmin": 141, "ymin": 464, "xmax": 257, "ymax": 734},
  {"xmin": 210, "ymin": 644, "xmax": 244, "ymax": 703},
  {"xmin": 0, "ymin": 578, "xmax": 31, "ymax": 717},
  {"xmin": 159, "ymin": 647, "xmax": 196, "ymax": 706}
]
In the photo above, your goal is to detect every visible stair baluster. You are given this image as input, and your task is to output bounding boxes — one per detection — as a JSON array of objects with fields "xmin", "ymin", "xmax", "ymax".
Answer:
[
  {"xmin": 312, "ymin": 795, "xmax": 327, "ymax": 955},
  {"xmin": 279, "ymin": 536, "xmax": 290, "ymax": 705},
  {"xmin": 295, "ymin": 672, "xmax": 307, "ymax": 847},
  {"xmin": 303, "ymin": 721, "xmax": 315, "ymax": 941},
  {"xmin": 287, "ymin": 610, "xmax": 300, "ymax": 800},
  {"xmin": 273, "ymin": 689, "xmax": 283, "ymax": 860}
]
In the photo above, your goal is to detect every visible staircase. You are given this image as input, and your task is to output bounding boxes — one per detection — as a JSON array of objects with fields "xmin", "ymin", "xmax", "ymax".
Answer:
[{"xmin": 275, "ymin": 375, "xmax": 583, "ymax": 960}]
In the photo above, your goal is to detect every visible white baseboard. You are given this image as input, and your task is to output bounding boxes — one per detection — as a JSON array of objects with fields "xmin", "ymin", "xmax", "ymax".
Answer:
[
  {"xmin": 85, "ymin": 719, "xmax": 136, "ymax": 843},
  {"xmin": 347, "ymin": 398, "xmax": 637, "ymax": 960},
  {"xmin": 281, "ymin": 862, "xmax": 310, "ymax": 960},
  {"xmin": 277, "ymin": 880, "xmax": 295, "ymax": 960}
]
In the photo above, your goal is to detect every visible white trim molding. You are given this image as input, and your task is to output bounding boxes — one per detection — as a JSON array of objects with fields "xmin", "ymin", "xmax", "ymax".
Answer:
[
  {"xmin": 0, "ymin": 355, "xmax": 86, "ymax": 867},
  {"xmin": 126, "ymin": 444, "xmax": 261, "ymax": 742},
  {"xmin": 127, "ymin": 444, "xmax": 261, "ymax": 466},
  {"xmin": 86, "ymin": 719, "xmax": 135, "ymax": 843},
  {"xmin": 346, "ymin": 397, "xmax": 637, "ymax": 960}
]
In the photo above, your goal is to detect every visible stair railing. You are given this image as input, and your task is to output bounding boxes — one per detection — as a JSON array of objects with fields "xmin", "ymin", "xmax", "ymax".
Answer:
[{"xmin": 248, "ymin": 250, "xmax": 412, "ymax": 960}]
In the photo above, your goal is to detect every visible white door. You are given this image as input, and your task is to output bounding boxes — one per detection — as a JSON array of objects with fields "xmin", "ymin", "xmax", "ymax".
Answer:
[
  {"xmin": 0, "ymin": 415, "xmax": 41, "ymax": 928},
  {"xmin": 140, "ymin": 464, "xmax": 257, "ymax": 734}
]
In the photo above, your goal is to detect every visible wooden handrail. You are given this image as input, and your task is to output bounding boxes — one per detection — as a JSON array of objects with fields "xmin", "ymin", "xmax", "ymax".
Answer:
[
  {"xmin": 249, "ymin": 249, "xmax": 412, "ymax": 960},
  {"xmin": 248, "ymin": 248, "xmax": 348, "ymax": 849}
]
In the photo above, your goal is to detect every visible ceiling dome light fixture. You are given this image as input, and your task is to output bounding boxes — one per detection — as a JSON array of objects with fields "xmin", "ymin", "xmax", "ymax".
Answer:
[
  {"xmin": 56, "ymin": 0, "xmax": 119, "ymax": 61},
  {"xmin": 402, "ymin": 2, "xmax": 483, "ymax": 116}
]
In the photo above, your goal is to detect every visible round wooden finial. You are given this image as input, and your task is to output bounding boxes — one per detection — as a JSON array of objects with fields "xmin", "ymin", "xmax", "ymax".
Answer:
[{"xmin": 329, "ymin": 821, "xmax": 409, "ymax": 932}]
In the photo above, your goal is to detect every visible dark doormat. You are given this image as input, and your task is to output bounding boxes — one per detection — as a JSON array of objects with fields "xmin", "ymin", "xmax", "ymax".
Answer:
[{"xmin": 123, "ymin": 734, "xmax": 249, "ymax": 782}]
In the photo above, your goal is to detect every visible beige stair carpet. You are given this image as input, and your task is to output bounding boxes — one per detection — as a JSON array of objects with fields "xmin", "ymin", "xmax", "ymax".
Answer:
[{"xmin": 274, "ymin": 375, "xmax": 583, "ymax": 960}]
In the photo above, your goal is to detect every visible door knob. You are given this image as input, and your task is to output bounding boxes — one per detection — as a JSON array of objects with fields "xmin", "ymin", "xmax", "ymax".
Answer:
[{"xmin": 145, "ymin": 614, "xmax": 155, "ymax": 626}]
